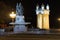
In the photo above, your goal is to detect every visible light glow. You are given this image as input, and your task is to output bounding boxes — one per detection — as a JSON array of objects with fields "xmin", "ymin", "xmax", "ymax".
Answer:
[
  {"xmin": 36, "ymin": 5, "xmax": 39, "ymax": 10},
  {"xmin": 10, "ymin": 12, "xmax": 16, "ymax": 18},
  {"xmin": 46, "ymin": 4, "xmax": 49, "ymax": 10},
  {"xmin": 58, "ymin": 18, "xmax": 60, "ymax": 21},
  {"xmin": 41, "ymin": 4, "xmax": 44, "ymax": 10}
]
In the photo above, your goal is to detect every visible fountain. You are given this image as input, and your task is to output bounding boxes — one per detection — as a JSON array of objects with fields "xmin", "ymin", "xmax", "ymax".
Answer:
[{"xmin": 10, "ymin": 3, "xmax": 30, "ymax": 32}]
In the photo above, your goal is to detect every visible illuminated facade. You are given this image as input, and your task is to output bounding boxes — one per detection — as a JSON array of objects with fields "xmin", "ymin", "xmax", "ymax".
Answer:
[{"xmin": 36, "ymin": 4, "xmax": 50, "ymax": 30}]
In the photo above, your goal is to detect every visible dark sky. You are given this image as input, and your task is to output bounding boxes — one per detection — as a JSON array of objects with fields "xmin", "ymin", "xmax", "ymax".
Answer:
[{"xmin": 0, "ymin": 0, "xmax": 60, "ymax": 28}]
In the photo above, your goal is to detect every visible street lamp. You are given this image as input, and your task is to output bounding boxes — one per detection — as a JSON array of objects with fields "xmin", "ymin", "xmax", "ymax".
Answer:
[{"xmin": 10, "ymin": 11, "xmax": 16, "ymax": 22}]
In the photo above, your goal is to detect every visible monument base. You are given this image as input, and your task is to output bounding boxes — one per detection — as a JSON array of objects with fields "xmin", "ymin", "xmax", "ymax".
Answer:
[{"xmin": 14, "ymin": 25, "xmax": 27, "ymax": 32}]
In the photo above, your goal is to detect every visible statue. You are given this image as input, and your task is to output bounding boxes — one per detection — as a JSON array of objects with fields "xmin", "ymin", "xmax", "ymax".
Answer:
[
  {"xmin": 14, "ymin": 3, "xmax": 26, "ymax": 32},
  {"xmin": 16, "ymin": 3, "xmax": 23, "ymax": 15},
  {"xmin": 10, "ymin": 3, "xmax": 30, "ymax": 32}
]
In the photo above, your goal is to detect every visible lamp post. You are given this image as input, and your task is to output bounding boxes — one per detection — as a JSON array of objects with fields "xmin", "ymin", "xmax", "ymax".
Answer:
[{"xmin": 10, "ymin": 11, "xmax": 16, "ymax": 22}]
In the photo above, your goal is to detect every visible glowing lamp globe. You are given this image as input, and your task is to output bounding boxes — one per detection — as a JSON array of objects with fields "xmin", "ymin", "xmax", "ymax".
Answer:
[{"xmin": 10, "ymin": 12, "xmax": 16, "ymax": 19}]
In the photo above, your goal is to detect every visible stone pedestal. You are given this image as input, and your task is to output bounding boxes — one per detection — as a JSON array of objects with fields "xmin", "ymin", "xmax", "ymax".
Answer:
[
  {"xmin": 14, "ymin": 24, "xmax": 27, "ymax": 32},
  {"xmin": 14, "ymin": 15, "xmax": 27, "ymax": 32}
]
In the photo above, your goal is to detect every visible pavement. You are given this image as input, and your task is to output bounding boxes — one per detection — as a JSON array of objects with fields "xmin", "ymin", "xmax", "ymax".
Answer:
[
  {"xmin": 0, "ymin": 29, "xmax": 60, "ymax": 35},
  {"xmin": 0, "ymin": 33, "xmax": 60, "ymax": 40},
  {"xmin": 0, "ymin": 30, "xmax": 60, "ymax": 40}
]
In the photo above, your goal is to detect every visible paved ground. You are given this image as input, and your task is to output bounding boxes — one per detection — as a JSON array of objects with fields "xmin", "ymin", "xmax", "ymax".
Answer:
[
  {"xmin": 0, "ymin": 34, "xmax": 60, "ymax": 40},
  {"xmin": 0, "ymin": 30, "xmax": 60, "ymax": 40}
]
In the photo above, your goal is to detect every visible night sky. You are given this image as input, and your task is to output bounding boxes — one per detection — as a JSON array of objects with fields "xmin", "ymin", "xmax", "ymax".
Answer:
[{"xmin": 0, "ymin": 0, "xmax": 60, "ymax": 28}]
